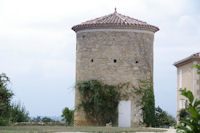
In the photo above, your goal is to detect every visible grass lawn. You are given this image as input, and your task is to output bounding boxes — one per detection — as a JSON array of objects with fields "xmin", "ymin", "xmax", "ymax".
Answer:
[{"xmin": 0, "ymin": 126, "xmax": 166, "ymax": 133}]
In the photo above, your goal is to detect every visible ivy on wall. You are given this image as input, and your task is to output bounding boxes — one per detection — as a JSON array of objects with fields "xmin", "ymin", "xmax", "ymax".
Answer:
[
  {"xmin": 76, "ymin": 80, "xmax": 120, "ymax": 125},
  {"xmin": 134, "ymin": 78, "xmax": 156, "ymax": 127},
  {"xmin": 76, "ymin": 78, "xmax": 156, "ymax": 127}
]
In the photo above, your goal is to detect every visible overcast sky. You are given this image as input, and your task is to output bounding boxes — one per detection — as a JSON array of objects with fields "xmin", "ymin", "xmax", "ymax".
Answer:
[{"xmin": 0, "ymin": 0, "xmax": 200, "ymax": 118}]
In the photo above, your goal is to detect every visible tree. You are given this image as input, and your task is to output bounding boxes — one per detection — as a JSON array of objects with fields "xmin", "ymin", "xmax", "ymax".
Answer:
[
  {"xmin": 10, "ymin": 103, "xmax": 29, "ymax": 122},
  {"xmin": 0, "ymin": 73, "xmax": 13, "ymax": 125},
  {"xmin": 0, "ymin": 73, "xmax": 29, "ymax": 125},
  {"xmin": 61, "ymin": 107, "xmax": 74, "ymax": 126},
  {"xmin": 31, "ymin": 116, "xmax": 42, "ymax": 122},
  {"xmin": 155, "ymin": 106, "xmax": 175, "ymax": 127},
  {"xmin": 42, "ymin": 117, "xmax": 55, "ymax": 123}
]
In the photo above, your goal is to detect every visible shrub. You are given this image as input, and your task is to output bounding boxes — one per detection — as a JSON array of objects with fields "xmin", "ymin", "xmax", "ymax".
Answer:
[
  {"xmin": 155, "ymin": 106, "xmax": 175, "ymax": 127},
  {"xmin": 179, "ymin": 109, "xmax": 189, "ymax": 121},
  {"xmin": 176, "ymin": 88, "xmax": 200, "ymax": 132},
  {"xmin": 42, "ymin": 117, "xmax": 55, "ymax": 123},
  {"xmin": 61, "ymin": 107, "xmax": 74, "ymax": 125},
  {"xmin": 10, "ymin": 103, "xmax": 29, "ymax": 123},
  {"xmin": 31, "ymin": 116, "xmax": 42, "ymax": 122}
]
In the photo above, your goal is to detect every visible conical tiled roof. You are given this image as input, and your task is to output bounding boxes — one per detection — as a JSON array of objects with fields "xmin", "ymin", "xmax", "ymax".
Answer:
[{"xmin": 72, "ymin": 10, "xmax": 159, "ymax": 33}]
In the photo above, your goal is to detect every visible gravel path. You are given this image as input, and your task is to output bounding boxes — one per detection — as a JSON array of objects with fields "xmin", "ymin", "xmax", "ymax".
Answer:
[
  {"xmin": 55, "ymin": 129, "xmax": 176, "ymax": 133},
  {"xmin": 136, "ymin": 128, "xmax": 176, "ymax": 133}
]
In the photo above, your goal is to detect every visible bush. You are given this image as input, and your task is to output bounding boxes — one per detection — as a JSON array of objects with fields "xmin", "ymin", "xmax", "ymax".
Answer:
[
  {"xmin": 42, "ymin": 117, "xmax": 55, "ymax": 123},
  {"xmin": 155, "ymin": 106, "xmax": 176, "ymax": 127},
  {"xmin": 176, "ymin": 88, "xmax": 200, "ymax": 132},
  {"xmin": 10, "ymin": 103, "xmax": 29, "ymax": 122},
  {"xmin": 0, "ymin": 116, "xmax": 9, "ymax": 126},
  {"xmin": 61, "ymin": 107, "xmax": 74, "ymax": 125},
  {"xmin": 179, "ymin": 109, "xmax": 189, "ymax": 121},
  {"xmin": 31, "ymin": 116, "xmax": 42, "ymax": 122}
]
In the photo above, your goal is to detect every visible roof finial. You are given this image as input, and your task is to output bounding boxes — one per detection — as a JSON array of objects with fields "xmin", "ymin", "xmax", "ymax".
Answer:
[{"xmin": 114, "ymin": 7, "xmax": 117, "ymax": 13}]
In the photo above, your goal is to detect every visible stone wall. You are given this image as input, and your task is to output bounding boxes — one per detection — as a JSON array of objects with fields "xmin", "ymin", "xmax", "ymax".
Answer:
[
  {"xmin": 74, "ymin": 29, "xmax": 155, "ymax": 126},
  {"xmin": 176, "ymin": 61, "xmax": 200, "ymax": 123}
]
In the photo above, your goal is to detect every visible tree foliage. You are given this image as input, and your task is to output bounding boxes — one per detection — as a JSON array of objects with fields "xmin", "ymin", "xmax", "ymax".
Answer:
[
  {"xmin": 10, "ymin": 103, "xmax": 29, "ymax": 123},
  {"xmin": 42, "ymin": 117, "xmax": 56, "ymax": 123},
  {"xmin": 76, "ymin": 80, "xmax": 120, "ymax": 125},
  {"xmin": 176, "ymin": 88, "xmax": 200, "ymax": 133},
  {"xmin": 31, "ymin": 116, "xmax": 42, "ymax": 122},
  {"xmin": 0, "ymin": 73, "xmax": 29, "ymax": 125},
  {"xmin": 179, "ymin": 109, "xmax": 189, "ymax": 121},
  {"xmin": 155, "ymin": 106, "xmax": 175, "ymax": 127},
  {"xmin": 0, "ymin": 73, "xmax": 13, "ymax": 125},
  {"xmin": 61, "ymin": 107, "xmax": 74, "ymax": 125}
]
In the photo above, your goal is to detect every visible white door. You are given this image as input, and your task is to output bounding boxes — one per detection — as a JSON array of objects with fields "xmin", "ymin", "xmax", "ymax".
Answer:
[{"xmin": 118, "ymin": 100, "xmax": 131, "ymax": 127}]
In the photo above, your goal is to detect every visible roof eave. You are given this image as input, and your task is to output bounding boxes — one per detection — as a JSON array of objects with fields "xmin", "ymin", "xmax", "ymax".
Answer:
[
  {"xmin": 71, "ymin": 24, "xmax": 159, "ymax": 33},
  {"xmin": 174, "ymin": 56, "xmax": 200, "ymax": 67}
]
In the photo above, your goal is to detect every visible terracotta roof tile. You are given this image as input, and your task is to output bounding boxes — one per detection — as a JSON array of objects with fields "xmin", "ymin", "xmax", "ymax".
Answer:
[{"xmin": 72, "ymin": 11, "xmax": 159, "ymax": 32}]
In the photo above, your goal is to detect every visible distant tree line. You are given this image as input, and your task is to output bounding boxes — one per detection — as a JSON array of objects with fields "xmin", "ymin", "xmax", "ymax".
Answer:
[{"xmin": 30, "ymin": 116, "xmax": 60, "ymax": 123}]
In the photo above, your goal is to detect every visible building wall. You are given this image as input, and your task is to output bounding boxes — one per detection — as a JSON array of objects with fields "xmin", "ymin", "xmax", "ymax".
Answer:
[
  {"xmin": 193, "ymin": 61, "xmax": 200, "ymax": 99},
  {"xmin": 176, "ymin": 61, "xmax": 200, "ymax": 120},
  {"xmin": 74, "ymin": 29, "xmax": 155, "ymax": 126}
]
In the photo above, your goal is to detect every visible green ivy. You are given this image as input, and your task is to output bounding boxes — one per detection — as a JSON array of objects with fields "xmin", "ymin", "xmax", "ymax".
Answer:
[
  {"xmin": 76, "ymin": 80, "xmax": 120, "ymax": 126},
  {"xmin": 134, "ymin": 78, "xmax": 156, "ymax": 127},
  {"xmin": 76, "ymin": 79, "xmax": 156, "ymax": 127}
]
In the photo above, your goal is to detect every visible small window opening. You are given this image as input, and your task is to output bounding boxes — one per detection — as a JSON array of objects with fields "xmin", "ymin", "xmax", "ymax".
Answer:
[
  {"xmin": 114, "ymin": 59, "xmax": 117, "ymax": 63},
  {"xmin": 82, "ymin": 35, "xmax": 86, "ymax": 38},
  {"xmin": 135, "ymin": 61, "xmax": 139, "ymax": 64},
  {"xmin": 91, "ymin": 59, "xmax": 93, "ymax": 62}
]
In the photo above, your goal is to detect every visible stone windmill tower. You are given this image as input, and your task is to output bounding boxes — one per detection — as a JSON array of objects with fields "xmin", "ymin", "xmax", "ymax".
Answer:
[{"xmin": 72, "ymin": 9, "xmax": 159, "ymax": 127}]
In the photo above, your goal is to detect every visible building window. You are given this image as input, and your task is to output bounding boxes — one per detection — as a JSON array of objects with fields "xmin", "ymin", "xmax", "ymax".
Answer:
[
  {"xmin": 114, "ymin": 59, "xmax": 117, "ymax": 63},
  {"xmin": 179, "ymin": 69, "xmax": 182, "ymax": 89},
  {"xmin": 179, "ymin": 99, "xmax": 186, "ymax": 110}
]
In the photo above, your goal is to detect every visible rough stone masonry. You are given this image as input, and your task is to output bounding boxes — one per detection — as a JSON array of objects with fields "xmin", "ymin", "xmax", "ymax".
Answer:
[{"xmin": 72, "ymin": 10, "xmax": 159, "ymax": 127}]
